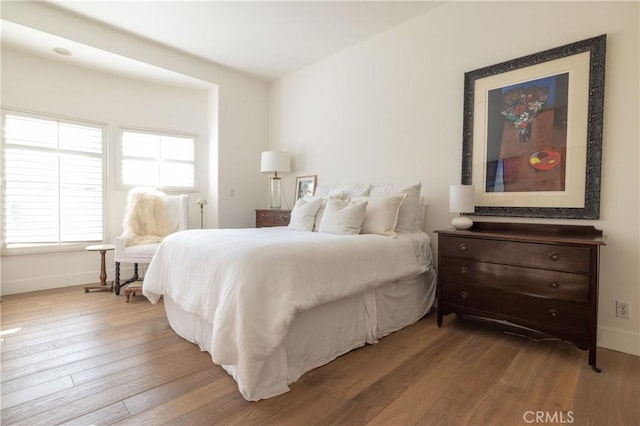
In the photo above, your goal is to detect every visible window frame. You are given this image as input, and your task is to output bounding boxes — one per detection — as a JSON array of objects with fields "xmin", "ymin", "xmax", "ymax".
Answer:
[
  {"xmin": 1, "ymin": 108, "xmax": 108, "ymax": 255},
  {"xmin": 117, "ymin": 127, "xmax": 199, "ymax": 192}
]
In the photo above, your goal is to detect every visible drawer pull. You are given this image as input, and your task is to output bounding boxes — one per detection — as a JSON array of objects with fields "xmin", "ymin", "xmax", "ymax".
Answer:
[
  {"xmin": 458, "ymin": 243, "xmax": 467, "ymax": 252},
  {"xmin": 549, "ymin": 252, "xmax": 560, "ymax": 261},
  {"xmin": 548, "ymin": 281, "xmax": 560, "ymax": 289},
  {"xmin": 548, "ymin": 308, "xmax": 560, "ymax": 318},
  {"xmin": 460, "ymin": 291, "xmax": 469, "ymax": 300},
  {"xmin": 459, "ymin": 266, "xmax": 468, "ymax": 275},
  {"xmin": 279, "ymin": 215, "xmax": 289, "ymax": 220}
]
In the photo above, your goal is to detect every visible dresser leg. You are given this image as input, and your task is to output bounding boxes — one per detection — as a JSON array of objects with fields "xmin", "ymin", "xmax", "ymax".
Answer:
[{"xmin": 589, "ymin": 346, "xmax": 601, "ymax": 372}]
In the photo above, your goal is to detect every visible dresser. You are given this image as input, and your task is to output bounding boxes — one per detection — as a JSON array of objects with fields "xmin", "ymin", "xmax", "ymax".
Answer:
[
  {"xmin": 436, "ymin": 222, "xmax": 605, "ymax": 371},
  {"xmin": 255, "ymin": 209, "xmax": 291, "ymax": 228}
]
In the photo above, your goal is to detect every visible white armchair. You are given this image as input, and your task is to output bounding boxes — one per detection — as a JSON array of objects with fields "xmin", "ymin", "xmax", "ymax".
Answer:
[{"xmin": 114, "ymin": 193, "xmax": 189, "ymax": 295}]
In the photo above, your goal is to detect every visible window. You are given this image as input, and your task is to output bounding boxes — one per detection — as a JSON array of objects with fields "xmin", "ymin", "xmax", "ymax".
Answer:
[
  {"xmin": 1, "ymin": 111, "xmax": 105, "ymax": 251},
  {"xmin": 119, "ymin": 129, "xmax": 196, "ymax": 190}
]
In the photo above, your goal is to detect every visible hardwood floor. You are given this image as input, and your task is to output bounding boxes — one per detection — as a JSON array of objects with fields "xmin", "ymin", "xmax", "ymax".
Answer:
[{"xmin": 1, "ymin": 285, "xmax": 638, "ymax": 425}]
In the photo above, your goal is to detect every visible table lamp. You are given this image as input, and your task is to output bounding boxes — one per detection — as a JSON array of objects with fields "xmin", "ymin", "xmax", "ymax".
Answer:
[
  {"xmin": 449, "ymin": 184, "xmax": 475, "ymax": 230},
  {"xmin": 195, "ymin": 199, "xmax": 208, "ymax": 229},
  {"xmin": 260, "ymin": 151, "xmax": 290, "ymax": 209}
]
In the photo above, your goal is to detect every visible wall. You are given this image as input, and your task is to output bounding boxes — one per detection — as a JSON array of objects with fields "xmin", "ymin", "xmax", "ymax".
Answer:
[
  {"xmin": 269, "ymin": 2, "xmax": 639, "ymax": 355},
  {"xmin": 1, "ymin": 2, "xmax": 270, "ymax": 295}
]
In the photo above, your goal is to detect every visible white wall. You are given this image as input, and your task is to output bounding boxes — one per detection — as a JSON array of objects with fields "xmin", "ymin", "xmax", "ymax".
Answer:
[
  {"xmin": 1, "ymin": 2, "xmax": 270, "ymax": 295},
  {"xmin": 269, "ymin": 2, "xmax": 639, "ymax": 355}
]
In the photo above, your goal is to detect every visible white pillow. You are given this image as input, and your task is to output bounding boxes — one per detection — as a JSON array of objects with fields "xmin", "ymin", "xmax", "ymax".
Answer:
[
  {"xmin": 302, "ymin": 196, "xmax": 326, "ymax": 232},
  {"xmin": 351, "ymin": 194, "xmax": 406, "ymax": 237},
  {"xmin": 318, "ymin": 198, "xmax": 368, "ymax": 235},
  {"xmin": 288, "ymin": 198, "xmax": 324, "ymax": 232},
  {"xmin": 369, "ymin": 182, "xmax": 422, "ymax": 233}
]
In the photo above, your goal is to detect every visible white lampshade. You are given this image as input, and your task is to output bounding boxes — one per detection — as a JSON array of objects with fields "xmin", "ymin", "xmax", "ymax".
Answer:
[
  {"xmin": 449, "ymin": 184, "xmax": 475, "ymax": 230},
  {"xmin": 260, "ymin": 151, "xmax": 291, "ymax": 174},
  {"xmin": 449, "ymin": 184, "xmax": 475, "ymax": 213}
]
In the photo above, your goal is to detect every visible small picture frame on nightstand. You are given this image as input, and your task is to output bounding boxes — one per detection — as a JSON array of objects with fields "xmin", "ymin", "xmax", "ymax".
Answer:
[{"xmin": 295, "ymin": 175, "xmax": 317, "ymax": 200}]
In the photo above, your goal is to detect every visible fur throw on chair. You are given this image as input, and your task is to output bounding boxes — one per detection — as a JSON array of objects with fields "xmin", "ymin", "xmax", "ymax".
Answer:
[{"xmin": 122, "ymin": 187, "xmax": 174, "ymax": 247}]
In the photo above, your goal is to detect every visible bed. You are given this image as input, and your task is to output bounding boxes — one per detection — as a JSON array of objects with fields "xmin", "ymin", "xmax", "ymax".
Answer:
[{"xmin": 143, "ymin": 183, "xmax": 436, "ymax": 401}]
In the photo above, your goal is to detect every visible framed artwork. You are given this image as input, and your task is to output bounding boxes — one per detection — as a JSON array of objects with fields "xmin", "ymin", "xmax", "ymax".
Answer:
[
  {"xmin": 462, "ymin": 34, "xmax": 606, "ymax": 219},
  {"xmin": 295, "ymin": 175, "xmax": 317, "ymax": 200}
]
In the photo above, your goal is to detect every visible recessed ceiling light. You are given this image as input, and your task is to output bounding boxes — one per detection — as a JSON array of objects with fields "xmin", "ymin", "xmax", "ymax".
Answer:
[{"xmin": 53, "ymin": 47, "xmax": 73, "ymax": 56}]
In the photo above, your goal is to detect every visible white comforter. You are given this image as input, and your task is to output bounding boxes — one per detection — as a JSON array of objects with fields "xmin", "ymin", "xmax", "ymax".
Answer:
[{"xmin": 143, "ymin": 227, "xmax": 431, "ymax": 400}]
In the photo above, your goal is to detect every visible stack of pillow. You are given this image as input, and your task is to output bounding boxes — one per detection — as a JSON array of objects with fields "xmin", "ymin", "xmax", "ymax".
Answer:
[{"xmin": 287, "ymin": 182, "xmax": 422, "ymax": 237}]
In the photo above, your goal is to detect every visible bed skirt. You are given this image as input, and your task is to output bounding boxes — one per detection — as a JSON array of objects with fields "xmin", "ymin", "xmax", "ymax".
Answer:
[{"xmin": 163, "ymin": 268, "xmax": 436, "ymax": 401}]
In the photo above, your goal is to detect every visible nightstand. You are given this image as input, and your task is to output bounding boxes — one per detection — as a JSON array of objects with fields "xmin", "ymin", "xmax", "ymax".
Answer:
[
  {"xmin": 255, "ymin": 209, "xmax": 291, "ymax": 227},
  {"xmin": 436, "ymin": 222, "xmax": 605, "ymax": 371}
]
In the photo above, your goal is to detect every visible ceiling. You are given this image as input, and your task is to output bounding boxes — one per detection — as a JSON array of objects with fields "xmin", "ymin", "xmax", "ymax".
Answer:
[{"xmin": 2, "ymin": 1, "xmax": 443, "ymax": 84}]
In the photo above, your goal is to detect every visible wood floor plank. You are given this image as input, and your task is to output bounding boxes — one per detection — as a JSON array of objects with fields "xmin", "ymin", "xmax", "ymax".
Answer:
[
  {"xmin": 366, "ymin": 332, "xmax": 489, "ymax": 425},
  {"xmin": 0, "ymin": 285, "xmax": 637, "ymax": 426},
  {"xmin": 290, "ymin": 316, "xmax": 455, "ymax": 403},
  {"xmin": 221, "ymin": 367, "xmax": 345, "ymax": 426},
  {"xmin": 1, "ymin": 375, "xmax": 74, "ymax": 409},
  {"xmin": 2, "ymin": 347, "xmax": 213, "ymax": 425},
  {"xmin": 571, "ymin": 348, "xmax": 640, "ymax": 425},
  {"xmin": 1, "ymin": 331, "xmax": 181, "ymax": 395},
  {"xmin": 116, "ymin": 374, "xmax": 235, "ymax": 426},
  {"xmin": 58, "ymin": 402, "xmax": 131, "ymax": 426},
  {"xmin": 122, "ymin": 365, "xmax": 224, "ymax": 416},
  {"xmin": 464, "ymin": 381, "xmax": 529, "ymax": 426},
  {"xmin": 317, "ymin": 330, "xmax": 512, "ymax": 425},
  {"xmin": 70, "ymin": 339, "xmax": 195, "ymax": 385},
  {"xmin": 413, "ymin": 338, "xmax": 518, "ymax": 425},
  {"xmin": 1, "ymin": 320, "xmax": 172, "ymax": 381}
]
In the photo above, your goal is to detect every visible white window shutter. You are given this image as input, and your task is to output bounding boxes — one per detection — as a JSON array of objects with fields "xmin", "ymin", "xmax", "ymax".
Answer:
[
  {"xmin": 2, "ymin": 112, "xmax": 105, "ymax": 248},
  {"xmin": 120, "ymin": 129, "xmax": 196, "ymax": 189}
]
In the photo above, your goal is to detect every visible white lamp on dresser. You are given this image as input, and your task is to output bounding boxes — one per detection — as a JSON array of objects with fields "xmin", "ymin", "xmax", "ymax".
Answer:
[{"xmin": 449, "ymin": 184, "xmax": 475, "ymax": 230}]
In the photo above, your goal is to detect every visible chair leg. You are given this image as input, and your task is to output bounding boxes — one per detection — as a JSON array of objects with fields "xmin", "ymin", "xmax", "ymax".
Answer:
[
  {"xmin": 115, "ymin": 262, "xmax": 121, "ymax": 295},
  {"xmin": 115, "ymin": 262, "xmax": 139, "ymax": 296}
]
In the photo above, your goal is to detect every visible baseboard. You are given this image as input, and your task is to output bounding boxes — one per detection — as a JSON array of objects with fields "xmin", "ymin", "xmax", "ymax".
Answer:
[
  {"xmin": 598, "ymin": 325, "xmax": 640, "ymax": 356},
  {"xmin": 0, "ymin": 266, "xmax": 136, "ymax": 296}
]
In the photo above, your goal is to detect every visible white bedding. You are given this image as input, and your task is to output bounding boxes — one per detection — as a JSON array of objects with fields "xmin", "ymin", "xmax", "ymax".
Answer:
[{"xmin": 143, "ymin": 227, "xmax": 432, "ymax": 400}]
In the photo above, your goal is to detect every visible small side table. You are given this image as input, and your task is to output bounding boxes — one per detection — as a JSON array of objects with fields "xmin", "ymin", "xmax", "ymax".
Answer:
[{"xmin": 84, "ymin": 244, "xmax": 115, "ymax": 293}]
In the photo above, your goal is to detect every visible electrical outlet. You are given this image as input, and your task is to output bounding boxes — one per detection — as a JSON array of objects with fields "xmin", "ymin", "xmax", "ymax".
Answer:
[{"xmin": 616, "ymin": 300, "xmax": 630, "ymax": 319}]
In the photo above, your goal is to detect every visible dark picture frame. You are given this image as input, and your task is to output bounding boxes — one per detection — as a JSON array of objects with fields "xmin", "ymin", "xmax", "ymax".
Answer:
[
  {"xmin": 295, "ymin": 175, "xmax": 317, "ymax": 200},
  {"xmin": 462, "ymin": 35, "xmax": 606, "ymax": 219}
]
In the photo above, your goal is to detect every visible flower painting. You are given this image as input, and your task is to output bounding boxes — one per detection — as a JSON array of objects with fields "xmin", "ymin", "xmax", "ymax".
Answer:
[
  {"xmin": 501, "ymin": 85, "xmax": 548, "ymax": 142},
  {"xmin": 461, "ymin": 35, "xmax": 605, "ymax": 219},
  {"xmin": 485, "ymin": 74, "xmax": 569, "ymax": 193}
]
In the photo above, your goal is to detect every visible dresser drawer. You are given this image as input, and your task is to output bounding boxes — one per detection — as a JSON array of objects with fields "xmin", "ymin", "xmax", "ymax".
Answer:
[
  {"xmin": 439, "ymin": 258, "xmax": 590, "ymax": 302},
  {"xmin": 273, "ymin": 211, "xmax": 291, "ymax": 226},
  {"xmin": 255, "ymin": 209, "xmax": 291, "ymax": 227},
  {"xmin": 439, "ymin": 236, "xmax": 591, "ymax": 273},
  {"xmin": 256, "ymin": 210, "xmax": 275, "ymax": 226},
  {"xmin": 441, "ymin": 282, "xmax": 590, "ymax": 333}
]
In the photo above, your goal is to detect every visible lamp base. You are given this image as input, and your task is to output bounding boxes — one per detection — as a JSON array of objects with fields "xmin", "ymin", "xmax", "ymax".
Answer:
[
  {"xmin": 269, "ymin": 176, "xmax": 282, "ymax": 209},
  {"xmin": 452, "ymin": 215, "xmax": 473, "ymax": 230}
]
